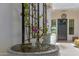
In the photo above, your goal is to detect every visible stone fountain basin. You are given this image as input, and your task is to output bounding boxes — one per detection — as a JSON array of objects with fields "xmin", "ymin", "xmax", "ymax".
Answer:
[
  {"xmin": 9, "ymin": 33, "xmax": 59, "ymax": 56},
  {"xmin": 8, "ymin": 44, "xmax": 59, "ymax": 56}
]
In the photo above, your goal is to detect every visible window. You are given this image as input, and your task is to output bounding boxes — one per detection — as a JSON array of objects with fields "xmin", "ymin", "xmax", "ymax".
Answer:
[
  {"xmin": 51, "ymin": 20, "xmax": 56, "ymax": 34},
  {"xmin": 69, "ymin": 19, "xmax": 74, "ymax": 35}
]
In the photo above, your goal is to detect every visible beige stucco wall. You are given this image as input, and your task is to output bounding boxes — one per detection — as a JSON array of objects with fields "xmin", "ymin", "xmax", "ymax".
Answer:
[
  {"xmin": 0, "ymin": 3, "xmax": 22, "ymax": 53},
  {"xmin": 52, "ymin": 9, "xmax": 79, "ymax": 41}
]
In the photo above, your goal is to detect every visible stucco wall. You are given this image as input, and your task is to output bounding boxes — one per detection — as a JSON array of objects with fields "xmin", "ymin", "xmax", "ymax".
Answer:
[
  {"xmin": 0, "ymin": 3, "xmax": 22, "ymax": 52},
  {"xmin": 11, "ymin": 3, "xmax": 22, "ymax": 46},
  {"xmin": 0, "ymin": 3, "xmax": 13, "ymax": 52}
]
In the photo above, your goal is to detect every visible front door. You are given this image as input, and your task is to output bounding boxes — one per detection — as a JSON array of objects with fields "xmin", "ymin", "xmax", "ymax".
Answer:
[{"xmin": 58, "ymin": 19, "xmax": 67, "ymax": 41}]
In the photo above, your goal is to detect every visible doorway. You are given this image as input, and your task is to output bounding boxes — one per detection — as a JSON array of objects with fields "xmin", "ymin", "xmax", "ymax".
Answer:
[{"xmin": 58, "ymin": 19, "xmax": 67, "ymax": 41}]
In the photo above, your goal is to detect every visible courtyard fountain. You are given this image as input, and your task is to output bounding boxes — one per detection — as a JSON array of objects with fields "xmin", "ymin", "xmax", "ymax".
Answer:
[{"xmin": 9, "ymin": 3, "xmax": 59, "ymax": 56}]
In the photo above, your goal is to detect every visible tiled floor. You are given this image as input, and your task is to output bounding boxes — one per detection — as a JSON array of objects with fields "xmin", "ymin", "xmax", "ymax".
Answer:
[
  {"xmin": 0, "ymin": 43, "xmax": 79, "ymax": 56},
  {"xmin": 57, "ymin": 43, "xmax": 79, "ymax": 56}
]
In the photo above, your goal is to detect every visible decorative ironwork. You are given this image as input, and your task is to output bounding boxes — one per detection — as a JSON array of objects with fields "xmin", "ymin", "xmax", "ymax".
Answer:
[
  {"xmin": 21, "ymin": 3, "xmax": 25, "ymax": 52},
  {"xmin": 22, "ymin": 3, "xmax": 48, "ymax": 46}
]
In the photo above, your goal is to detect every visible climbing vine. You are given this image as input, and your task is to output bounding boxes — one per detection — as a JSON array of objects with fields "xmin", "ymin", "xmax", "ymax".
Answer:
[{"xmin": 24, "ymin": 3, "xmax": 48, "ymax": 44}]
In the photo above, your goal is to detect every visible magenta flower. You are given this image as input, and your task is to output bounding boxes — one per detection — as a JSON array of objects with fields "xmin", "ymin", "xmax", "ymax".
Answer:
[{"xmin": 32, "ymin": 26, "xmax": 38, "ymax": 33}]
